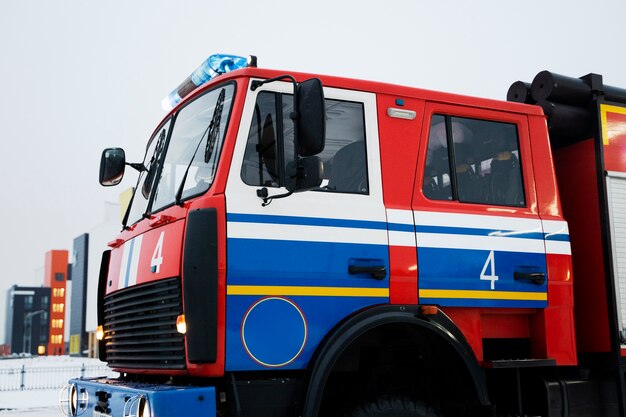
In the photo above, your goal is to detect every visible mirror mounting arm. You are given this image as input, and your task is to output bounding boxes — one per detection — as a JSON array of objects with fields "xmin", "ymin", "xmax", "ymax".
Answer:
[
  {"xmin": 127, "ymin": 162, "xmax": 147, "ymax": 173},
  {"xmin": 256, "ymin": 187, "xmax": 294, "ymax": 207},
  {"xmin": 250, "ymin": 75, "xmax": 297, "ymax": 92}
]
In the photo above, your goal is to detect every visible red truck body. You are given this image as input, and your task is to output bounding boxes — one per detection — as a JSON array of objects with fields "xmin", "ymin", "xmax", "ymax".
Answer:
[{"xmin": 66, "ymin": 62, "xmax": 626, "ymax": 417}]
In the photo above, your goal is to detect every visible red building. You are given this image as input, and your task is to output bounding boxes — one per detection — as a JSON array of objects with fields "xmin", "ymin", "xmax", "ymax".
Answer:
[{"xmin": 44, "ymin": 250, "xmax": 68, "ymax": 355}]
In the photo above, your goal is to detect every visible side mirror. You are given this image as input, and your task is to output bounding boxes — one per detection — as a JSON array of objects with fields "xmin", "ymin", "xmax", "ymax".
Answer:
[
  {"xmin": 99, "ymin": 148, "xmax": 126, "ymax": 186},
  {"xmin": 285, "ymin": 156, "xmax": 324, "ymax": 192},
  {"xmin": 296, "ymin": 78, "xmax": 326, "ymax": 156}
]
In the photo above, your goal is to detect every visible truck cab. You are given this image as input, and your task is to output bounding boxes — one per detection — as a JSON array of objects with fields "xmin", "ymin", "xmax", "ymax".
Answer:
[{"xmin": 68, "ymin": 57, "xmax": 626, "ymax": 417}]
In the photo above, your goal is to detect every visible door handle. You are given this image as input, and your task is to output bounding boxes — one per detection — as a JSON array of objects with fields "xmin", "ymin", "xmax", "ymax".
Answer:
[
  {"xmin": 514, "ymin": 271, "xmax": 546, "ymax": 285},
  {"xmin": 348, "ymin": 265, "xmax": 387, "ymax": 280}
]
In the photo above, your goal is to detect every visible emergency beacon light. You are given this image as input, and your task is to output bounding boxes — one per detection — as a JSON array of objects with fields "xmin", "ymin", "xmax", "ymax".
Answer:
[{"xmin": 161, "ymin": 53, "xmax": 256, "ymax": 111}]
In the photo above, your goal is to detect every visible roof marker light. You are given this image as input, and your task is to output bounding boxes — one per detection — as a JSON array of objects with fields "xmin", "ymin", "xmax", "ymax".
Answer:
[{"xmin": 162, "ymin": 54, "xmax": 255, "ymax": 111}]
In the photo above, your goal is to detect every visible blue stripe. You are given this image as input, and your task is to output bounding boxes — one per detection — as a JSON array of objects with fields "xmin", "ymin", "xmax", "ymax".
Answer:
[
  {"xmin": 416, "ymin": 224, "xmax": 570, "ymax": 242},
  {"xmin": 228, "ymin": 238, "xmax": 389, "ymax": 286},
  {"xmin": 387, "ymin": 222, "xmax": 415, "ymax": 232},
  {"xmin": 228, "ymin": 213, "xmax": 570, "ymax": 243},
  {"xmin": 544, "ymin": 234, "xmax": 570, "ymax": 242},
  {"xmin": 415, "ymin": 225, "xmax": 545, "ymax": 240},
  {"xmin": 227, "ymin": 213, "xmax": 388, "ymax": 230}
]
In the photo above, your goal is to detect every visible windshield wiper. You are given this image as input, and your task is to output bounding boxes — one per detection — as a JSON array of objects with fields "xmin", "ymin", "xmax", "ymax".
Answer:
[
  {"xmin": 122, "ymin": 128, "xmax": 167, "ymax": 229},
  {"xmin": 174, "ymin": 88, "xmax": 226, "ymax": 206},
  {"xmin": 142, "ymin": 129, "xmax": 167, "ymax": 199},
  {"xmin": 204, "ymin": 88, "xmax": 226, "ymax": 163}
]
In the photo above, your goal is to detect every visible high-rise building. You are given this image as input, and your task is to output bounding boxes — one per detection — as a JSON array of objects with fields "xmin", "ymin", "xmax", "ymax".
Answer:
[
  {"xmin": 44, "ymin": 250, "xmax": 68, "ymax": 355},
  {"xmin": 69, "ymin": 234, "xmax": 89, "ymax": 356},
  {"xmin": 4, "ymin": 286, "xmax": 51, "ymax": 355}
]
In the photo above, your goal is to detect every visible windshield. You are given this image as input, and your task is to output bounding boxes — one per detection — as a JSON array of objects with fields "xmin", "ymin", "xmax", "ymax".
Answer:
[{"xmin": 125, "ymin": 83, "xmax": 235, "ymax": 225}]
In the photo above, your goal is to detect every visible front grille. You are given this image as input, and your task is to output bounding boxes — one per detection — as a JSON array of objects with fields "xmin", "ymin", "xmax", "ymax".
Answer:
[{"xmin": 103, "ymin": 277, "xmax": 186, "ymax": 370}]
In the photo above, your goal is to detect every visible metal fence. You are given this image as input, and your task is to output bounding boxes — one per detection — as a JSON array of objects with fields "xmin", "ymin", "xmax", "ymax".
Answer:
[{"xmin": 0, "ymin": 364, "xmax": 117, "ymax": 391}]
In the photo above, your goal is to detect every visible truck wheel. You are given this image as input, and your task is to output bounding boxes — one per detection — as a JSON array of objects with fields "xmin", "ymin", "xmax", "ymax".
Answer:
[{"xmin": 345, "ymin": 396, "xmax": 439, "ymax": 417}]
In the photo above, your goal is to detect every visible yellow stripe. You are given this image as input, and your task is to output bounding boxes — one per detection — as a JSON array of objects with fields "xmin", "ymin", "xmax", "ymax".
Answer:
[
  {"xmin": 227, "ymin": 285, "xmax": 389, "ymax": 298},
  {"xmin": 600, "ymin": 103, "xmax": 626, "ymax": 145},
  {"xmin": 419, "ymin": 289, "xmax": 547, "ymax": 301}
]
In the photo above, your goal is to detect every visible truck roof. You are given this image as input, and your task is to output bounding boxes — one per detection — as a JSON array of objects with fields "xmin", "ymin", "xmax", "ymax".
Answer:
[
  {"xmin": 153, "ymin": 66, "xmax": 544, "ymax": 140},
  {"xmin": 234, "ymin": 67, "xmax": 545, "ymax": 115}
]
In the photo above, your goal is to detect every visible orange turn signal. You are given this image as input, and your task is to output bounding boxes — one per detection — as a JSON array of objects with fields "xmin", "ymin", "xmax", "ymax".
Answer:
[{"xmin": 176, "ymin": 315, "xmax": 187, "ymax": 334}]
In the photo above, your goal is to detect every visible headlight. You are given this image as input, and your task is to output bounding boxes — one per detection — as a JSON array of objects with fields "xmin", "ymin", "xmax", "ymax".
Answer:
[
  {"xmin": 71, "ymin": 384, "xmax": 77, "ymax": 415},
  {"xmin": 124, "ymin": 394, "xmax": 151, "ymax": 417},
  {"xmin": 59, "ymin": 384, "xmax": 88, "ymax": 416},
  {"xmin": 138, "ymin": 396, "xmax": 151, "ymax": 417}
]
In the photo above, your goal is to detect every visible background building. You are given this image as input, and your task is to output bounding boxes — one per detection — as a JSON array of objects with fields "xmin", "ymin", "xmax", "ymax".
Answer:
[
  {"xmin": 69, "ymin": 234, "xmax": 89, "ymax": 356},
  {"xmin": 4, "ymin": 285, "xmax": 51, "ymax": 355},
  {"xmin": 44, "ymin": 250, "xmax": 68, "ymax": 355},
  {"xmin": 86, "ymin": 200, "xmax": 122, "ymax": 357}
]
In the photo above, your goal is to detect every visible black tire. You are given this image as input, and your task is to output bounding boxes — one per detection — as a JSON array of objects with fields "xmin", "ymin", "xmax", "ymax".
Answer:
[{"xmin": 344, "ymin": 396, "xmax": 439, "ymax": 417}]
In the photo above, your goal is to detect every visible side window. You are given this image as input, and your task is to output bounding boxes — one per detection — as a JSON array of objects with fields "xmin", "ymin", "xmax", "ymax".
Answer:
[
  {"xmin": 423, "ymin": 114, "xmax": 525, "ymax": 207},
  {"xmin": 241, "ymin": 93, "xmax": 368, "ymax": 194},
  {"xmin": 241, "ymin": 92, "xmax": 281, "ymax": 187},
  {"xmin": 318, "ymin": 100, "xmax": 368, "ymax": 194}
]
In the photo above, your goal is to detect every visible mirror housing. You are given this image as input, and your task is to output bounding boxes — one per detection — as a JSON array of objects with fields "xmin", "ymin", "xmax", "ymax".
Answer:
[
  {"xmin": 296, "ymin": 78, "xmax": 326, "ymax": 156},
  {"xmin": 99, "ymin": 148, "xmax": 126, "ymax": 186},
  {"xmin": 285, "ymin": 156, "xmax": 324, "ymax": 193}
]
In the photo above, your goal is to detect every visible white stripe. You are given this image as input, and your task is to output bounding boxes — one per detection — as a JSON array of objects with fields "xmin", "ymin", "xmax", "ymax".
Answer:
[
  {"xmin": 542, "ymin": 219, "xmax": 570, "ymax": 237},
  {"xmin": 418, "ymin": 233, "xmax": 546, "ymax": 253},
  {"xmin": 386, "ymin": 209, "xmax": 413, "ymax": 225},
  {"xmin": 545, "ymin": 240, "xmax": 572, "ymax": 255},
  {"xmin": 414, "ymin": 210, "xmax": 543, "ymax": 232},
  {"xmin": 127, "ymin": 235, "xmax": 143, "ymax": 287},
  {"xmin": 389, "ymin": 230, "xmax": 416, "ymax": 247},
  {"xmin": 387, "ymin": 209, "xmax": 416, "ymax": 247},
  {"xmin": 118, "ymin": 241, "xmax": 131, "ymax": 290},
  {"xmin": 228, "ymin": 222, "xmax": 388, "ymax": 245}
]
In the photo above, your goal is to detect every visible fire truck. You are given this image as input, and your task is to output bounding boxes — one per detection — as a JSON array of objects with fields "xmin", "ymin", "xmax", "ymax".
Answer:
[{"xmin": 61, "ymin": 54, "xmax": 626, "ymax": 417}]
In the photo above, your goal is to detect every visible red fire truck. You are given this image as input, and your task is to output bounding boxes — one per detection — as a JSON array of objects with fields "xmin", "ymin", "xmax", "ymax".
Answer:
[{"xmin": 61, "ymin": 54, "xmax": 626, "ymax": 417}]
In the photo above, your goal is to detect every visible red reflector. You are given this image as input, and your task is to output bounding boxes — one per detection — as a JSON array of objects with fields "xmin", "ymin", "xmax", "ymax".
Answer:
[{"xmin": 420, "ymin": 305, "xmax": 438, "ymax": 315}]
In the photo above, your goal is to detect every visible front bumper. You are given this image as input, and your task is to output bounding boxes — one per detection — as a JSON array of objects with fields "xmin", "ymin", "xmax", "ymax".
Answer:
[{"xmin": 63, "ymin": 377, "xmax": 215, "ymax": 417}]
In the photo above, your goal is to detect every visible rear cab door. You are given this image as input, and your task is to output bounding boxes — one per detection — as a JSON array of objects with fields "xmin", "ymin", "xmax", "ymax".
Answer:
[{"xmin": 413, "ymin": 102, "xmax": 548, "ymax": 308}]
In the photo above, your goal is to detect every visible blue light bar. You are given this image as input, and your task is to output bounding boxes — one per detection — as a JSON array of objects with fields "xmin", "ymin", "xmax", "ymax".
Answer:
[{"xmin": 162, "ymin": 54, "xmax": 254, "ymax": 110}]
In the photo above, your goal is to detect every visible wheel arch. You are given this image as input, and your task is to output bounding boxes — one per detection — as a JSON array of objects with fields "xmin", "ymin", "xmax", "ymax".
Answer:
[{"xmin": 300, "ymin": 305, "xmax": 490, "ymax": 417}]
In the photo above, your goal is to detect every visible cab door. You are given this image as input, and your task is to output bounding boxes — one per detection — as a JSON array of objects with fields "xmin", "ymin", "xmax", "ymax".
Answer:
[
  {"xmin": 224, "ymin": 81, "xmax": 389, "ymax": 370},
  {"xmin": 413, "ymin": 103, "xmax": 548, "ymax": 308}
]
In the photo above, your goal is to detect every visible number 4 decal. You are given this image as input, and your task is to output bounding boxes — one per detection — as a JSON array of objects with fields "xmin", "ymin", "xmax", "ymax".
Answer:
[
  {"xmin": 151, "ymin": 231, "xmax": 165, "ymax": 273},
  {"xmin": 480, "ymin": 250, "xmax": 499, "ymax": 290}
]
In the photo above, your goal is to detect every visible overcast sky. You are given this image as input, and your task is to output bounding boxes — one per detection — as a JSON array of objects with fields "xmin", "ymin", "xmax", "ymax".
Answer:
[{"xmin": 1, "ymin": 0, "xmax": 626, "ymax": 335}]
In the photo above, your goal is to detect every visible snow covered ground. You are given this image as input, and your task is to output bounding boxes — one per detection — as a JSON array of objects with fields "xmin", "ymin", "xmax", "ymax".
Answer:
[
  {"xmin": 0, "ymin": 356, "xmax": 116, "ymax": 416},
  {"xmin": 0, "ymin": 390, "xmax": 59, "ymax": 417}
]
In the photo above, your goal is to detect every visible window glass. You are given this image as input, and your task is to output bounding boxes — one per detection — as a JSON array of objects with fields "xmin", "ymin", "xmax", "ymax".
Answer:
[
  {"xmin": 126, "ymin": 119, "xmax": 171, "ymax": 225},
  {"xmin": 423, "ymin": 114, "xmax": 525, "ymax": 207},
  {"xmin": 242, "ymin": 93, "xmax": 368, "ymax": 194},
  {"xmin": 39, "ymin": 332, "xmax": 47, "ymax": 343},
  {"xmin": 318, "ymin": 100, "xmax": 367, "ymax": 194},
  {"xmin": 152, "ymin": 84, "xmax": 235, "ymax": 211},
  {"xmin": 241, "ymin": 92, "xmax": 281, "ymax": 187},
  {"xmin": 423, "ymin": 115, "xmax": 452, "ymax": 201},
  {"xmin": 55, "ymin": 273, "xmax": 65, "ymax": 282}
]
